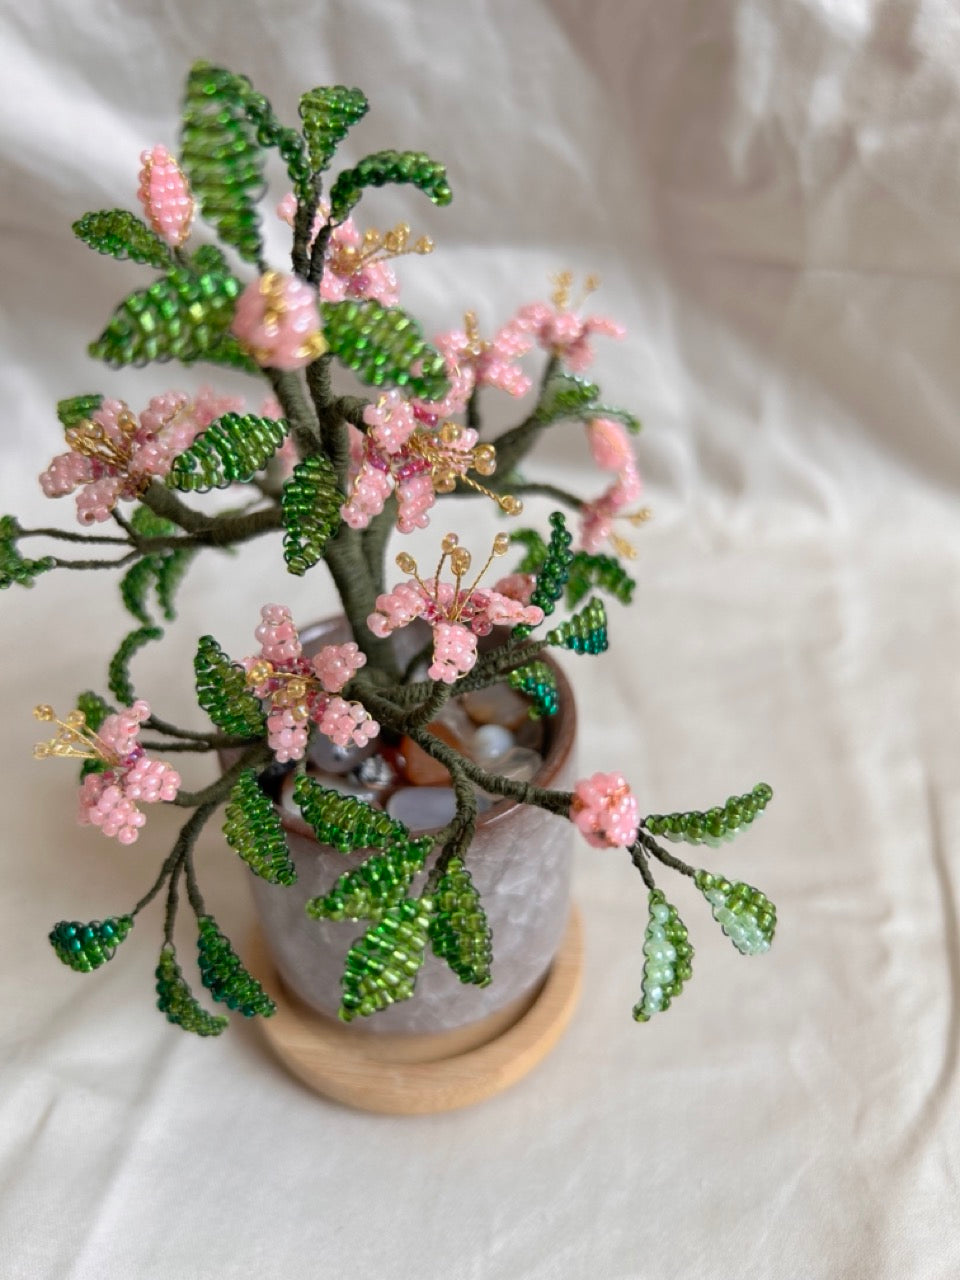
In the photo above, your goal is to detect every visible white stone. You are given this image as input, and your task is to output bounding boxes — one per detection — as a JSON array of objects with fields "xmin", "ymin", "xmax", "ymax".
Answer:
[
  {"xmin": 387, "ymin": 786, "xmax": 458, "ymax": 831},
  {"xmin": 471, "ymin": 723, "xmax": 514, "ymax": 767}
]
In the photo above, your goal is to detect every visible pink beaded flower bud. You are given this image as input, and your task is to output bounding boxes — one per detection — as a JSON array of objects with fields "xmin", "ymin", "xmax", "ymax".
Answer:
[
  {"xmin": 231, "ymin": 271, "xmax": 328, "ymax": 371},
  {"xmin": 571, "ymin": 772, "xmax": 640, "ymax": 849},
  {"xmin": 137, "ymin": 145, "xmax": 194, "ymax": 248}
]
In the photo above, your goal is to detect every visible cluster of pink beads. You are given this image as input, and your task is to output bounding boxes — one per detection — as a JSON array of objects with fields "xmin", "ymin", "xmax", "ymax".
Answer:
[
  {"xmin": 491, "ymin": 571, "xmax": 536, "ymax": 605},
  {"xmin": 276, "ymin": 195, "xmax": 400, "ymax": 306},
  {"xmin": 435, "ymin": 320, "xmax": 533, "ymax": 400},
  {"xmin": 428, "ymin": 621, "xmax": 479, "ymax": 683},
  {"xmin": 571, "ymin": 771, "xmax": 640, "ymax": 849},
  {"xmin": 137, "ymin": 144, "xmax": 194, "ymax": 248},
  {"xmin": 77, "ymin": 701, "xmax": 181, "ymax": 846},
  {"xmin": 579, "ymin": 417, "xmax": 643, "ymax": 553},
  {"xmin": 246, "ymin": 606, "xmax": 378, "ymax": 763},
  {"xmin": 230, "ymin": 271, "xmax": 324, "ymax": 371},
  {"xmin": 513, "ymin": 302, "xmax": 625, "ymax": 373}
]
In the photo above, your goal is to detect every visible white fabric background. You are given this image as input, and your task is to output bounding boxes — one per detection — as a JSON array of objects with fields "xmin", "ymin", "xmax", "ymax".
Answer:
[{"xmin": 2, "ymin": 2, "xmax": 959, "ymax": 1277}]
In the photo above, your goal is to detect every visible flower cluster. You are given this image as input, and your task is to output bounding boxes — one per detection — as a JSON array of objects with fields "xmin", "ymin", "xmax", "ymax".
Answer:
[
  {"xmin": 243, "ymin": 605, "xmax": 379, "ymax": 763},
  {"xmin": 39, "ymin": 389, "xmax": 245, "ymax": 524},
  {"xmin": 514, "ymin": 272, "xmax": 625, "ymax": 372},
  {"xmin": 579, "ymin": 417, "xmax": 646, "ymax": 555},
  {"xmin": 571, "ymin": 771, "xmax": 640, "ymax": 849}
]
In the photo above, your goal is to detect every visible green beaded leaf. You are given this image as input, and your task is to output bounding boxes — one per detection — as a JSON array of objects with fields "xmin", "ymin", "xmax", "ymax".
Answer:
[
  {"xmin": 546, "ymin": 596, "xmax": 608, "ymax": 655},
  {"xmin": 339, "ymin": 897, "xmax": 435, "ymax": 1022},
  {"xmin": 645, "ymin": 784, "xmax": 774, "ymax": 847},
  {"xmin": 49, "ymin": 915, "xmax": 133, "ymax": 974},
  {"xmin": 293, "ymin": 774, "xmax": 411, "ymax": 855},
  {"xmin": 587, "ymin": 404, "xmax": 642, "ymax": 434},
  {"xmin": 306, "ymin": 836, "xmax": 432, "ymax": 922},
  {"xmin": 119, "ymin": 557, "xmax": 160, "ymax": 626},
  {"xmin": 75, "ymin": 690, "xmax": 114, "ymax": 779},
  {"xmin": 119, "ymin": 544, "xmax": 197, "ymax": 626},
  {"xmin": 429, "ymin": 857, "xmax": 492, "ymax": 987},
  {"xmin": 194, "ymin": 634, "xmax": 266, "ymax": 736},
  {"xmin": 508, "ymin": 660, "xmax": 559, "ymax": 719},
  {"xmin": 280, "ymin": 453, "xmax": 342, "ymax": 576},
  {"xmin": 237, "ymin": 86, "xmax": 310, "ymax": 201},
  {"xmin": 180, "ymin": 61, "xmax": 266, "ymax": 265},
  {"xmin": 156, "ymin": 946, "xmax": 228, "ymax": 1037},
  {"xmin": 508, "ymin": 528, "xmax": 548, "ymax": 574},
  {"xmin": 512, "ymin": 512, "xmax": 574, "ymax": 639},
  {"xmin": 197, "ymin": 915, "xmax": 276, "ymax": 1017},
  {"xmin": 694, "ymin": 870, "xmax": 777, "ymax": 956},
  {"xmin": 223, "ymin": 769, "xmax": 297, "ymax": 886},
  {"xmin": 0, "ymin": 517, "xmax": 55, "ymax": 590},
  {"xmin": 107, "ymin": 625, "xmax": 163, "ymax": 705},
  {"xmin": 88, "ymin": 260, "xmax": 250, "ymax": 371},
  {"xmin": 320, "ymin": 298, "xmax": 449, "ymax": 401},
  {"xmin": 154, "ymin": 547, "xmax": 197, "ymax": 621},
  {"xmin": 299, "ymin": 85, "xmax": 369, "ymax": 175},
  {"xmin": 535, "ymin": 373, "xmax": 600, "ymax": 425},
  {"xmin": 73, "ymin": 209, "xmax": 174, "ymax": 269},
  {"xmin": 566, "ymin": 551, "xmax": 635, "ymax": 609},
  {"xmin": 168, "ymin": 413, "xmax": 288, "ymax": 492},
  {"xmin": 632, "ymin": 890, "xmax": 693, "ymax": 1022},
  {"xmin": 328, "ymin": 149, "xmax": 452, "ymax": 223},
  {"xmin": 56, "ymin": 394, "xmax": 103, "ymax": 429}
]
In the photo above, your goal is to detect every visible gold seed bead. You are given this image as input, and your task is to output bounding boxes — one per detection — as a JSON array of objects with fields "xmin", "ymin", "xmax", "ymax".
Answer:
[
  {"xmin": 246, "ymin": 660, "xmax": 273, "ymax": 686},
  {"xmin": 65, "ymin": 710, "xmax": 86, "ymax": 729},
  {"xmin": 441, "ymin": 533, "xmax": 459, "ymax": 553},
  {"xmin": 501, "ymin": 496, "xmax": 523, "ymax": 516},
  {"xmin": 439, "ymin": 422, "xmax": 462, "ymax": 446},
  {"xmin": 433, "ymin": 468, "xmax": 457, "ymax": 494},
  {"xmin": 34, "ymin": 705, "xmax": 55, "ymax": 722},
  {"xmin": 396, "ymin": 552, "xmax": 416, "ymax": 573},
  {"xmin": 450, "ymin": 547, "xmax": 471, "ymax": 574},
  {"xmin": 414, "ymin": 236, "xmax": 434, "ymax": 254},
  {"xmin": 493, "ymin": 533, "xmax": 510, "ymax": 555},
  {"xmin": 292, "ymin": 701, "xmax": 311, "ymax": 721},
  {"xmin": 473, "ymin": 443, "xmax": 496, "ymax": 476},
  {"xmin": 33, "ymin": 744, "xmax": 51, "ymax": 759}
]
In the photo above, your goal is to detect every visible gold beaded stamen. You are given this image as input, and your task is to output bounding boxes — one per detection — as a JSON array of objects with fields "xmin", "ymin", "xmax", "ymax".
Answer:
[
  {"xmin": 395, "ymin": 531, "xmax": 511, "ymax": 620},
  {"xmin": 64, "ymin": 408, "xmax": 139, "ymax": 474},
  {"xmin": 550, "ymin": 270, "xmax": 600, "ymax": 313},
  {"xmin": 32, "ymin": 705, "xmax": 116, "ymax": 764},
  {"xmin": 327, "ymin": 222, "xmax": 434, "ymax": 279},
  {"xmin": 244, "ymin": 661, "xmax": 318, "ymax": 721},
  {"xmin": 607, "ymin": 508, "xmax": 654, "ymax": 561},
  {"xmin": 406, "ymin": 423, "xmax": 522, "ymax": 516}
]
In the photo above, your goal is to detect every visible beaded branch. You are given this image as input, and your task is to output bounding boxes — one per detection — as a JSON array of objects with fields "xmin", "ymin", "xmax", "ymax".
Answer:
[{"xmin": 8, "ymin": 62, "xmax": 779, "ymax": 1038}]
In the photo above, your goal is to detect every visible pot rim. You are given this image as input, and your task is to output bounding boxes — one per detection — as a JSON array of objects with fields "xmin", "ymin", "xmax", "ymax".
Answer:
[{"xmin": 276, "ymin": 620, "xmax": 577, "ymax": 845}]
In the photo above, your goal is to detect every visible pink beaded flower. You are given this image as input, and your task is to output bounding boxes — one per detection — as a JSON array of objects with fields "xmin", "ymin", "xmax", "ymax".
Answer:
[
  {"xmin": 367, "ymin": 535, "xmax": 544, "ymax": 684},
  {"xmin": 33, "ymin": 700, "xmax": 181, "ymax": 846},
  {"xmin": 341, "ymin": 396, "xmax": 519, "ymax": 535},
  {"xmin": 242, "ymin": 605, "xmax": 378, "ymax": 764},
  {"xmin": 231, "ymin": 271, "xmax": 328, "ymax": 371},
  {"xmin": 513, "ymin": 272, "xmax": 625, "ymax": 372},
  {"xmin": 137, "ymin": 144, "xmax": 194, "ymax": 248},
  {"xmin": 579, "ymin": 417, "xmax": 648, "ymax": 556},
  {"xmin": 38, "ymin": 389, "xmax": 243, "ymax": 525},
  {"xmin": 571, "ymin": 772, "xmax": 640, "ymax": 849},
  {"xmin": 431, "ymin": 312, "xmax": 534, "ymax": 402}
]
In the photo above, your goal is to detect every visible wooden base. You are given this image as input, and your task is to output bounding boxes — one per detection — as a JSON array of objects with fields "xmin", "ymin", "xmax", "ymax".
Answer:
[{"xmin": 247, "ymin": 907, "xmax": 583, "ymax": 1114}]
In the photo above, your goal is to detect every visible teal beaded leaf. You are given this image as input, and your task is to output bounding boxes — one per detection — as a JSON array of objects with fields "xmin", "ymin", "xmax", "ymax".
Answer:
[
  {"xmin": 49, "ymin": 915, "xmax": 133, "ymax": 973},
  {"xmin": 107, "ymin": 625, "xmax": 163, "ymax": 705},
  {"xmin": 293, "ymin": 774, "xmax": 411, "ymax": 854},
  {"xmin": 512, "ymin": 512, "xmax": 574, "ymax": 639},
  {"xmin": 632, "ymin": 890, "xmax": 693, "ymax": 1022},
  {"xmin": 180, "ymin": 61, "xmax": 266, "ymax": 265},
  {"xmin": 280, "ymin": 453, "xmax": 342, "ymax": 576},
  {"xmin": 0, "ymin": 516, "xmax": 54, "ymax": 590},
  {"xmin": 223, "ymin": 769, "xmax": 297, "ymax": 886},
  {"xmin": 429, "ymin": 857, "xmax": 492, "ymax": 987},
  {"xmin": 197, "ymin": 915, "xmax": 276, "ymax": 1017},
  {"xmin": 168, "ymin": 413, "xmax": 288, "ymax": 492},
  {"xmin": 88, "ymin": 260, "xmax": 250, "ymax": 371},
  {"xmin": 306, "ymin": 836, "xmax": 431, "ymax": 922},
  {"xmin": 56, "ymin": 394, "xmax": 103, "ymax": 429},
  {"xmin": 339, "ymin": 897, "xmax": 435, "ymax": 1022},
  {"xmin": 156, "ymin": 946, "xmax": 228, "ymax": 1037},
  {"xmin": 320, "ymin": 299, "xmax": 449, "ymax": 401},
  {"xmin": 535, "ymin": 373, "xmax": 600, "ymax": 425},
  {"xmin": 645, "ymin": 784, "xmax": 774, "ymax": 847},
  {"xmin": 73, "ymin": 209, "xmax": 173, "ymax": 270},
  {"xmin": 546, "ymin": 596, "xmax": 608, "ymax": 655},
  {"xmin": 694, "ymin": 870, "xmax": 776, "ymax": 956},
  {"xmin": 299, "ymin": 85, "xmax": 369, "ymax": 175},
  {"xmin": 508, "ymin": 659, "xmax": 559, "ymax": 719},
  {"xmin": 194, "ymin": 635, "xmax": 266, "ymax": 736},
  {"xmin": 566, "ymin": 551, "xmax": 635, "ymax": 609},
  {"xmin": 328, "ymin": 149, "xmax": 452, "ymax": 223}
]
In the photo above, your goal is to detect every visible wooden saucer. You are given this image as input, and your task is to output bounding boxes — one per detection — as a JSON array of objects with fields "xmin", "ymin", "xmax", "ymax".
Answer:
[{"xmin": 247, "ymin": 907, "xmax": 583, "ymax": 1114}]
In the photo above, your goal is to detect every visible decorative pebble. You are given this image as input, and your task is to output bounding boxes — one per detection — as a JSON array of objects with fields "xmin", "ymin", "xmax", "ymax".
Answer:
[
  {"xmin": 307, "ymin": 732, "xmax": 374, "ymax": 775},
  {"xmin": 399, "ymin": 720, "xmax": 463, "ymax": 786},
  {"xmin": 353, "ymin": 753, "xmax": 399, "ymax": 793},
  {"xmin": 471, "ymin": 723, "xmax": 514, "ymax": 767},
  {"xmin": 387, "ymin": 786, "xmax": 458, "ymax": 831},
  {"xmin": 462, "ymin": 683, "xmax": 529, "ymax": 729}
]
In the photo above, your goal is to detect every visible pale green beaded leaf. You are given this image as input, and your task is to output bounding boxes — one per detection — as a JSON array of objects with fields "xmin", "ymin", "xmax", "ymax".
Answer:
[
  {"xmin": 73, "ymin": 209, "xmax": 174, "ymax": 269},
  {"xmin": 56, "ymin": 394, "xmax": 103, "ymax": 429},
  {"xmin": 306, "ymin": 836, "xmax": 431, "ymax": 922},
  {"xmin": 280, "ymin": 453, "xmax": 342, "ymax": 576},
  {"xmin": 694, "ymin": 870, "xmax": 777, "ymax": 956},
  {"xmin": 328, "ymin": 149, "xmax": 452, "ymax": 223},
  {"xmin": 546, "ymin": 596, "xmax": 608, "ymax": 655},
  {"xmin": 49, "ymin": 915, "xmax": 133, "ymax": 974},
  {"xmin": 168, "ymin": 413, "xmax": 288, "ymax": 492},
  {"xmin": 339, "ymin": 897, "xmax": 435, "ymax": 1022},
  {"xmin": 107, "ymin": 625, "xmax": 163, "ymax": 706},
  {"xmin": 156, "ymin": 946, "xmax": 228, "ymax": 1037},
  {"xmin": 193, "ymin": 634, "xmax": 266, "ymax": 736},
  {"xmin": 428, "ymin": 857, "xmax": 492, "ymax": 987},
  {"xmin": 299, "ymin": 85, "xmax": 369, "ymax": 175},
  {"xmin": 320, "ymin": 298, "xmax": 449, "ymax": 401},
  {"xmin": 645, "ymin": 784, "xmax": 774, "ymax": 847},
  {"xmin": 180, "ymin": 62, "xmax": 266, "ymax": 265},
  {"xmin": 223, "ymin": 769, "xmax": 297, "ymax": 886},
  {"xmin": 197, "ymin": 915, "xmax": 276, "ymax": 1017},
  {"xmin": 632, "ymin": 890, "xmax": 693, "ymax": 1022}
]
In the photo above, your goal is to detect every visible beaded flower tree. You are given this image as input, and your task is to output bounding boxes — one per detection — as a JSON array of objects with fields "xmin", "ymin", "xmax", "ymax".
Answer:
[{"xmin": 7, "ymin": 64, "xmax": 777, "ymax": 1036}]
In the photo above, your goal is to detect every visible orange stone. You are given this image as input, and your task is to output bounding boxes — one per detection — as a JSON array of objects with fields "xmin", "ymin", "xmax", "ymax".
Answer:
[{"xmin": 399, "ymin": 720, "xmax": 463, "ymax": 786}]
